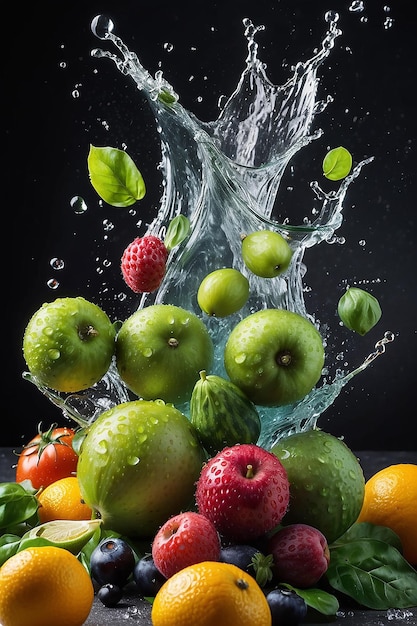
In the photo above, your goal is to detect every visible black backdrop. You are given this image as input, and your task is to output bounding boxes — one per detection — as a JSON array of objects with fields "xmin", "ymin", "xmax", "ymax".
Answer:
[{"xmin": 5, "ymin": 0, "xmax": 416, "ymax": 451}]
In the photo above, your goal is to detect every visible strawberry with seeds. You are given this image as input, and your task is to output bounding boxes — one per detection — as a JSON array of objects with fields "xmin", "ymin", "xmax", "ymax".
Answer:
[{"xmin": 121, "ymin": 234, "xmax": 168, "ymax": 293}]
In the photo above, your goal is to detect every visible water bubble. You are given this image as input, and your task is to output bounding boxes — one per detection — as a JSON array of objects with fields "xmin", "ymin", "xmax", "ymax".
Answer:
[
  {"xmin": 324, "ymin": 10, "xmax": 339, "ymax": 23},
  {"xmin": 70, "ymin": 195, "xmax": 87, "ymax": 214},
  {"xmin": 91, "ymin": 15, "xmax": 114, "ymax": 39},
  {"xmin": 349, "ymin": 0, "xmax": 365, "ymax": 12},
  {"xmin": 102, "ymin": 219, "xmax": 114, "ymax": 231},
  {"xmin": 383, "ymin": 17, "xmax": 394, "ymax": 29},
  {"xmin": 71, "ymin": 89, "xmax": 80, "ymax": 99},
  {"xmin": 49, "ymin": 257, "xmax": 65, "ymax": 270},
  {"xmin": 163, "ymin": 42, "xmax": 174, "ymax": 52},
  {"xmin": 47, "ymin": 278, "xmax": 60, "ymax": 290},
  {"xmin": 59, "ymin": 61, "xmax": 67, "ymax": 69}
]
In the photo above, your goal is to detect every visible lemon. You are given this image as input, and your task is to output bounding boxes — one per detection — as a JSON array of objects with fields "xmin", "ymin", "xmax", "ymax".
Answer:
[
  {"xmin": 271, "ymin": 429, "xmax": 365, "ymax": 543},
  {"xmin": 22, "ymin": 519, "xmax": 102, "ymax": 554}
]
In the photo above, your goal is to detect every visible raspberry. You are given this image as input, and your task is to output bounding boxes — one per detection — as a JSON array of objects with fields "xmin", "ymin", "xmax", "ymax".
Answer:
[{"xmin": 121, "ymin": 234, "xmax": 168, "ymax": 293}]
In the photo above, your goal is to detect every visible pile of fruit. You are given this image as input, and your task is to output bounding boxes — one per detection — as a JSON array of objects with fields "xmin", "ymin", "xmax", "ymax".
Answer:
[{"xmin": 0, "ymin": 145, "xmax": 415, "ymax": 626}]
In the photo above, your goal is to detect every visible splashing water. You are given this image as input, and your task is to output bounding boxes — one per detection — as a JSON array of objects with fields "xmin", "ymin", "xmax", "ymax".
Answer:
[{"xmin": 28, "ymin": 12, "xmax": 394, "ymax": 447}]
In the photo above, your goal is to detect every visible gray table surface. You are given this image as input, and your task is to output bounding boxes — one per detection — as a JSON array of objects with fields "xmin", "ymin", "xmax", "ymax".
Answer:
[{"xmin": 1, "ymin": 447, "xmax": 416, "ymax": 626}]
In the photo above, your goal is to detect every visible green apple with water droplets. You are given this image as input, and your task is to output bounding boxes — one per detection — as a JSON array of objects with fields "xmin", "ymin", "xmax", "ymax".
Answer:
[
  {"xmin": 241, "ymin": 230, "xmax": 293, "ymax": 278},
  {"xmin": 115, "ymin": 304, "xmax": 214, "ymax": 405},
  {"xmin": 22, "ymin": 296, "xmax": 116, "ymax": 392},
  {"xmin": 77, "ymin": 399, "xmax": 205, "ymax": 539},
  {"xmin": 224, "ymin": 308, "xmax": 325, "ymax": 407},
  {"xmin": 197, "ymin": 268, "xmax": 250, "ymax": 317}
]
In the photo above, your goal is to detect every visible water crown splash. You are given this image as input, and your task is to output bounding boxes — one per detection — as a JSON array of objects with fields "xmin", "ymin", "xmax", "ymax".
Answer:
[{"xmin": 26, "ymin": 12, "xmax": 393, "ymax": 448}]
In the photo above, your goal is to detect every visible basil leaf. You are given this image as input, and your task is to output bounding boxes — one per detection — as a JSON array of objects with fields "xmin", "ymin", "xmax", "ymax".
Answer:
[
  {"xmin": 327, "ymin": 538, "xmax": 417, "ymax": 609},
  {"xmin": 323, "ymin": 146, "xmax": 352, "ymax": 180},
  {"xmin": 333, "ymin": 522, "xmax": 403, "ymax": 553},
  {"xmin": 282, "ymin": 583, "xmax": 339, "ymax": 615},
  {"xmin": 164, "ymin": 215, "xmax": 191, "ymax": 251},
  {"xmin": 338, "ymin": 287, "xmax": 382, "ymax": 335},
  {"xmin": 87, "ymin": 145, "xmax": 146, "ymax": 207},
  {"xmin": 0, "ymin": 534, "xmax": 21, "ymax": 566},
  {"xmin": 0, "ymin": 482, "xmax": 39, "ymax": 530}
]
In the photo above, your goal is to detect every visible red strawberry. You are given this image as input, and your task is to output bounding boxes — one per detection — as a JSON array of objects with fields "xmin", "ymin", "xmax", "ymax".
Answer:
[
  {"xmin": 121, "ymin": 234, "xmax": 168, "ymax": 293},
  {"xmin": 195, "ymin": 444, "xmax": 290, "ymax": 542},
  {"xmin": 151, "ymin": 511, "xmax": 221, "ymax": 579}
]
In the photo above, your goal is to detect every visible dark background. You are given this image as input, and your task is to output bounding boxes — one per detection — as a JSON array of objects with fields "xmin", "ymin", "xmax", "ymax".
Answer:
[{"xmin": 4, "ymin": 1, "xmax": 416, "ymax": 451}]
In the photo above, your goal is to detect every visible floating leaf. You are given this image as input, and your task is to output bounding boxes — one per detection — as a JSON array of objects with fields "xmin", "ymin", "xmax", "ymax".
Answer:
[
  {"xmin": 87, "ymin": 145, "xmax": 146, "ymax": 207},
  {"xmin": 323, "ymin": 146, "xmax": 353, "ymax": 180},
  {"xmin": 338, "ymin": 287, "xmax": 382, "ymax": 335},
  {"xmin": 164, "ymin": 214, "xmax": 191, "ymax": 251},
  {"xmin": 327, "ymin": 538, "xmax": 417, "ymax": 609}
]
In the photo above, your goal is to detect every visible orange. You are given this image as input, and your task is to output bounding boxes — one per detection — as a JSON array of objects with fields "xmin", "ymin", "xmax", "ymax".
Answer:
[
  {"xmin": 357, "ymin": 463, "xmax": 417, "ymax": 564},
  {"xmin": 37, "ymin": 476, "xmax": 92, "ymax": 523},
  {"xmin": 0, "ymin": 546, "xmax": 94, "ymax": 626},
  {"xmin": 151, "ymin": 560, "xmax": 272, "ymax": 626}
]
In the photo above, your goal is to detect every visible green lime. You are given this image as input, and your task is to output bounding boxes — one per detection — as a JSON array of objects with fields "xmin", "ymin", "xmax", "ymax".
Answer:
[
  {"xmin": 271, "ymin": 429, "xmax": 365, "ymax": 543},
  {"xmin": 22, "ymin": 519, "xmax": 102, "ymax": 554}
]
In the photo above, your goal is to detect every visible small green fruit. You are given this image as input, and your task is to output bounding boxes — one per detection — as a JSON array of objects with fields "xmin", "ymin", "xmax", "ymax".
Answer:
[
  {"xmin": 23, "ymin": 296, "xmax": 116, "ymax": 392},
  {"xmin": 271, "ymin": 429, "xmax": 365, "ymax": 543},
  {"xmin": 338, "ymin": 287, "xmax": 382, "ymax": 335},
  {"xmin": 116, "ymin": 304, "xmax": 214, "ymax": 405},
  {"xmin": 77, "ymin": 400, "xmax": 205, "ymax": 538},
  {"xmin": 241, "ymin": 230, "xmax": 293, "ymax": 278},
  {"xmin": 197, "ymin": 268, "xmax": 249, "ymax": 317}
]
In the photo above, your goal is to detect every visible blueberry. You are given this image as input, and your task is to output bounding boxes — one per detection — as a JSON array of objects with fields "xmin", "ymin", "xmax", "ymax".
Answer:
[
  {"xmin": 90, "ymin": 537, "xmax": 135, "ymax": 587},
  {"xmin": 134, "ymin": 554, "xmax": 166, "ymax": 597},
  {"xmin": 97, "ymin": 583, "xmax": 124, "ymax": 607},
  {"xmin": 266, "ymin": 587, "xmax": 308, "ymax": 626},
  {"xmin": 219, "ymin": 544, "xmax": 261, "ymax": 574}
]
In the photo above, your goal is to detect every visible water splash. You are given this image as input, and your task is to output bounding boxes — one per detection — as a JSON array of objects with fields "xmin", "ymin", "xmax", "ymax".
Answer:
[{"xmin": 25, "ymin": 12, "xmax": 393, "ymax": 447}]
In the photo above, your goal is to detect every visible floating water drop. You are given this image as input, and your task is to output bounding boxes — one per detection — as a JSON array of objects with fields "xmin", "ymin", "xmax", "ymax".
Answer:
[
  {"xmin": 91, "ymin": 15, "xmax": 114, "ymax": 40},
  {"xmin": 70, "ymin": 195, "xmax": 87, "ymax": 214},
  {"xmin": 50, "ymin": 257, "xmax": 65, "ymax": 270},
  {"xmin": 47, "ymin": 278, "xmax": 59, "ymax": 290},
  {"xmin": 349, "ymin": 0, "xmax": 365, "ymax": 12},
  {"xmin": 163, "ymin": 42, "xmax": 174, "ymax": 52}
]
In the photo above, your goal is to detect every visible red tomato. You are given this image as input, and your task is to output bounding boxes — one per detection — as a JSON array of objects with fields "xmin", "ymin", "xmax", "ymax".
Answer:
[{"xmin": 15, "ymin": 423, "xmax": 79, "ymax": 489}]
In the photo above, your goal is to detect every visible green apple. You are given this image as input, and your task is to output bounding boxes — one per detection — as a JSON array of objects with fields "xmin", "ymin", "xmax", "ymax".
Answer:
[
  {"xmin": 197, "ymin": 268, "xmax": 249, "ymax": 317},
  {"xmin": 241, "ymin": 230, "xmax": 293, "ymax": 278},
  {"xmin": 224, "ymin": 308, "xmax": 325, "ymax": 406},
  {"xmin": 115, "ymin": 304, "xmax": 214, "ymax": 404},
  {"xmin": 23, "ymin": 296, "xmax": 116, "ymax": 392},
  {"xmin": 77, "ymin": 399, "xmax": 206, "ymax": 538}
]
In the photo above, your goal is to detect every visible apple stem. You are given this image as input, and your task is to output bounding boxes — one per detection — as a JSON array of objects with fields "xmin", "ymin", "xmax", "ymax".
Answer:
[
  {"xmin": 245, "ymin": 464, "xmax": 254, "ymax": 479},
  {"xmin": 167, "ymin": 337, "xmax": 179, "ymax": 348},
  {"xmin": 199, "ymin": 370, "xmax": 207, "ymax": 381}
]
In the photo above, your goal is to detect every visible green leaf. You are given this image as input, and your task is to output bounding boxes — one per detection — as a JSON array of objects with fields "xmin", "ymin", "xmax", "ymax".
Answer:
[
  {"xmin": 0, "ymin": 534, "xmax": 22, "ymax": 566},
  {"xmin": 0, "ymin": 482, "xmax": 39, "ymax": 530},
  {"xmin": 337, "ymin": 287, "xmax": 382, "ymax": 335},
  {"xmin": 334, "ymin": 522, "xmax": 403, "ymax": 554},
  {"xmin": 164, "ymin": 215, "xmax": 191, "ymax": 251},
  {"xmin": 327, "ymin": 538, "xmax": 417, "ymax": 609},
  {"xmin": 87, "ymin": 145, "xmax": 146, "ymax": 207},
  {"xmin": 282, "ymin": 583, "xmax": 339, "ymax": 615},
  {"xmin": 323, "ymin": 146, "xmax": 353, "ymax": 180}
]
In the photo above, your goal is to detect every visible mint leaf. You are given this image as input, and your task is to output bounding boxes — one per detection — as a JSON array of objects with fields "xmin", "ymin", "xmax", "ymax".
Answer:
[
  {"xmin": 282, "ymin": 583, "xmax": 339, "ymax": 616},
  {"xmin": 327, "ymin": 538, "xmax": 417, "ymax": 609},
  {"xmin": 164, "ymin": 215, "xmax": 191, "ymax": 251},
  {"xmin": 323, "ymin": 146, "xmax": 352, "ymax": 180},
  {"xmin": 87, "ymin": 145, "xmax": 146, "ymax": 207}
]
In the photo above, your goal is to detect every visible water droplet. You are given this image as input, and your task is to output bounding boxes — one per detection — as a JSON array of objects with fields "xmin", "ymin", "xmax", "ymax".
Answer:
[
  {"xmin": 70, "ymin": 195, "xmax": 87, "ymax": 214},
  {"xmin": 59, "ymin": 61, "xmax": 67, "ymax": 69},
  {"xmin": 47, "ymin": 278, "xmax": 60, "ymax": 290},
  {"xmin": 235, "ymin": 353, "xmax": 246, "ymax": 364},
  {"xmin": 91, "ymin": 15, "xmax": 115, "ymax": 39},
  {"xmin": 163, "ymin": 42, "xmax": 174, "ymax": 52},
  {"xmin": 127, "ymin": 456, "xmax": 140, "ymax": 466},
  {"xmin": 50, "ymin": 257, "xmax": 65, "ymax": 270},
  {"xmin": 324, "ymin": 10, "xmax": 339, "ymax": 23},
  {"xmin": 349, "ymin": 0, "xmax": 365, "ymax": 12},
  {"xmin": 71, "ymin": 89, "xmax": 80, "ymax": 99},
  {"xmin": 102, "ymin": 219, "xmax": 114, "ymax": 231},
  {"xmin": 383, "ymin": 17, "xmax": 394, "ymax": 29}
]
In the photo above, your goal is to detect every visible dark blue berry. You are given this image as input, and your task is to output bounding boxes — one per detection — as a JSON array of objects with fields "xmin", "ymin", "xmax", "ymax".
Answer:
[
  {"xmin": 134, "ymin": 554, "xmax": 166, "ymax": 597},
  {"xmin": 90, "ymin": 537, "xmax": 135, "ymax": 587},
  {"xmin": 97, "ymin": 583, "xmax": 124, "ymax": 607},
  {"xmin": 219, "ymin": 544, "xmax": 261, "ymax": 574},
  {"xmin": 266, "ymin": 587, "xmax": 308, "ymax": 626}
]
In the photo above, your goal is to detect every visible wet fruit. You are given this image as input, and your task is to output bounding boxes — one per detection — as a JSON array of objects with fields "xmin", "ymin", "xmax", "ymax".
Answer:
[
  {"xmin": 357, "ymin": 463, "xmax": 417, "ymax": 564},
  {"xmin": 196, "ymin": 443, "xmax": 290, "ymax": 542},
  {"xmin": 266, "ymin": 587, "xmax": 307, "ymax": 626},
  {"xmin": 271, "ymin": 429, "xmax": 365, "ymax": 543},
  {"xmin": 22, "ymin": 518, "xmax": 102, "ymax": 554},
  {"xmin": 224, "ymin": 308, "xmax": 325, "ymax": 407},
  {"xmin": 197, "ymin": 268, "xmax": 249, "ymax": 317},
  {"xmin": 337, "ymin": 286, "xmax": 382, "ymax": 335},
  {"xmin": 0, "ymin": 546, "xmax": 94, "ymax": 626},
  {"xmin": 241, "ymin": 230, "xmax": 293, "ymax": 278},
  {"xmin": 121, "ymin": 234, "xmax": 168, "ymax": 294},
  {"xmin": 22, "ymin": 296, "xmax": 116, "ymax": 393},
  {"xmin": 90, "ymin": 537, "xmax": 136, "ymax": 587},
  {"xmin": 151, "ymin": 561, "xmax": 272, "ymax": 626},
  {"xmin": 37, "ymin": 476, "xmax": 92, "ymax": 523},
  {"xmin": 115, "ymin": 304, "xmax": 214, "ymax": 404},
  {"xmin": 77, "ymin": 399, "xmax": 205, "ymax": 538},
  {"xmin": 190, "ymin": 370, "xmax": 261, "ymax": 455}
]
